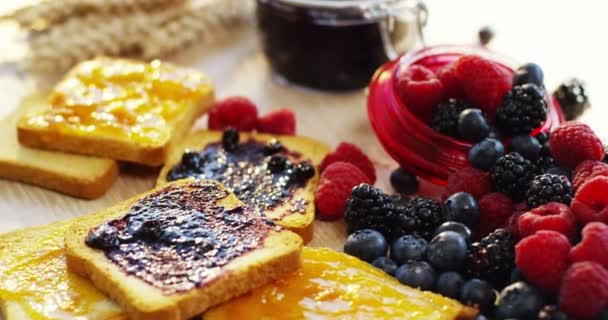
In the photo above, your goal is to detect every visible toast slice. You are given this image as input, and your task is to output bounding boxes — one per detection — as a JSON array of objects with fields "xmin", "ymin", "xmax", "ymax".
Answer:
[
  {"xmin": 17, "ymin": 57, "xmax": 215, "ymax": 166},
  {"xmin": 65, "ymin": 179, "xmax": 303, "ymax": 320},
  {"xmin": 156, "ymin": 131, "xmax": 330, "ymax": 242},
  {"xmin": 0, "ymin": 92, "xmax": 118, "ymax": 199},
  {"xmin": 204, "ymin": 247, "xmax": 478, "ymax": 320},
  {"xmin": 0, "ymin": 218, "xmax": 126, "ymax": 320}
]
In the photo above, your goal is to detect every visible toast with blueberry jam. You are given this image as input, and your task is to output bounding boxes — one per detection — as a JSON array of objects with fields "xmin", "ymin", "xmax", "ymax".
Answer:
[{"xmin": 64, "ymin": 179, "xmax": 303, "ymax": 320}]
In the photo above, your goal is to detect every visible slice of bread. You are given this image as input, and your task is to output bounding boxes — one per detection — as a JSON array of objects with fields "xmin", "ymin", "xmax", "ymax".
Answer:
[
  {"xmin": 204, "ymin": 247, "xmax": 478, "ymax": 320},
  {"xmin": 0, "ymin": 218, "xmax": 127, "ymax": 320},
  {"xmin": 156, "ymin": 131, "xmax": 330, "ymax": 242},
  {"xmin": 0, "ymin": 92, "xmax": 118, "ymax": 199},
  {"xmin": 65, "ymin": 179, "xmax": 303, "ymax": 320},
  {"xmin": 17, "ymin": 57, "xmax": 215, "ymax": 166}
]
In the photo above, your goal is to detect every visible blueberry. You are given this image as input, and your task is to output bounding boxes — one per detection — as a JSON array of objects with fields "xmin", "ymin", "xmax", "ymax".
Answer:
[
  {"xmin": 263, "ymin": 139, "xmax": 284, "ymax": 155},
  {"xmin": 488, "ymin": 127, "xmax": 503, "ymax": 141},
  {"xmin": 372, "ymin": 256, "xmax": 398, "ymax": 275},
  {"xmin": 443, "ymin": 192, "xmax": 479, "ymax": 228},
  {"xmin": 509, "ymin": 268, "xmax": 526, "ymax": 283},
  {"xmin": 495, "ymin": 282, "xmax": 545, "ymax": 319},
  {"xmin": 510, "ymin": 135, "xmax": 542, "ymax": 161},
  {"xmin": 460, "ymin": 278, "xmax": 495, "ymax": 313},
  {"xmin": 427, "ymin": 231, "xmax": 468, "ymax": 271},
  {"xmin": 222, "ymin": 128, "xmax": 239, "ymax": 151},
  {"xmin": 436, "ymin": 272, "xmax": 464, "ymax": 299},
  {"xmin": 85, "ymin": 224, "xmax": 119, "ymax": 249},
  {"xmin": 458, "ymin": 109, "xmax": 490, "ymax": 142},
  {"xmin": 433, "ymin": 221, "xmax": 472, "ymax": 242},
  {"xmin": 181, "ymin": 150, "xmax": 202, "ymax": 169},
  {"xmin": 294, "ymin": 161, "xmax": 315, "ymax": 183},
  {"xmin": 268, "ymin": 154, "xmax": 287, "ymax": 173},
  {"xmin": 390, "ymin": 234, "xmax": 428, "ymax": 264},
  {"xmin": 468, "ymin": 138, "xmax": 505, "ymax": 170},
  {"xmin": 513, "ymin": 63, "xmax": 544, "ymax": 87},
  {"xmin": 394, "ymin": 261, "xmax": 436, "ymax": 291},
  {"xmin": 344, "ymin": 229, "xmax": 388, "ymax": 262},
  {"xmin": 390, "ymin": 168, "xmax": 419, "ymax": 194},
  {"xmin": 478, "ymin": 26, "xmax": 494, "ymax": 46}
]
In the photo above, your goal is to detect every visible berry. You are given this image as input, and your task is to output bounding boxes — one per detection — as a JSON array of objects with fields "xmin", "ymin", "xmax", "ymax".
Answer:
[
  {"xmin": 571, "ymin": 222, "xmax": 608, "ymax": 269},
  {"xmin": 263, "ymin": 139, "xmax": 284, "ymax": 155},
  {"xmin": 222, "ymin": 127, "xmax": 240, "ymax": 151},
  {"xmin": 550, "ymin": 122, "xmax": 604, "ymax": 169},
  {"xmin": 315, "ymin": 162, "xmax": 371, "ymax": 220},
  {"xmin": 400, "ymin": 198, "xmax": 444, "ymax": 240},
  {"xmin": 443, "ymin": 192, "xmax": 480, "ymax": 228},
  {"xmin": 397, "ymin": 65, "xmax": 444, "ymax": 121},
  {"xmin": 554, "ymin": 78, "xmax": 590, "ymax": 121},
  {"xmin": 343, "ymin": 229, "xmax": 388, "ymax": 263},
  {"xmin": 390, "ymin": 167, "xmax": 419, "ymax": 194},
  {"xmin": 427, "ymin": 231, "xmax": 468, "ymax": 271},
  {"xmin": 510, "ymin": 267, "xmax": 526, "ymax": 283},
  {"xmin": 431, "ymin": 99, "xmax": 468, "ymax": 137},
  {"xmin": 466, "ymin": 229, "xmax": 515, "ymax": 286},
  {"xmin": 537, "ymin": 305, "xmax": 569, "ymax": 320},
  {"xmin": 545, "ymin": 166, "xmax": 571, "ymax": 180},
  {"xmin": 573, "ymin": 160, "xmax": 608, "ymax": 191},
  {"xmin": 444, "ymin": 167, "xmax": 494, "ymax": 200},
  {"xmin": 181, "ymin": 150, "xmax": 202, "ymax": 169},
  {"xmin": 496, "ymin": 84, "xmax": 548, "ymax": 135},
  {"xmin": 436, "ymin": 271, "xmax": 465, "ymax": 299},
  {"xmin": 455, "ymin": 55, "xmax": 512, "ymax": 118},
  {"xmin": 495, "ymin": 281, "xmax": 545, "ymax": 320},
  {"xmin": 478, "ymin": 26, "xmax": 495, "ymax": 46},
  {"xmin": 293, "ymin": 162, "xmax": 315, "ymax": 183},
  {"xmin": 256, "ymin": 108, "xmax": 296, "ymax": 135},
  {"xmin": 572, "ymin": 176, "xmax": 608, "ymax": 224},
  {"xmin": 395, "ymin": 261, "xmax": 436, "ymax": 291},
  {"xmin": 208, "ymin": 96, "xmax": 258, "ymax": 131},
  {"xmin": 372, "ymin": 256, "xmax": 398, "ymax": 275},
  {"xmin": 491, "ymin": 152, "xmax": 538, "ymax": 201},
  {"xmin": 434, "ymin": 221, "xmax": 472, "ymax": 242},
  {"xmin": 597, "ymin": 309, "xmax": 608, "ymax": 320},
  {"xmin": 436, "ymin": 62, "xmax": 463, "ymax": 99},
  {"xmin": 458, "ymin": 109, "xmax": 491, "ymax": 142},
  {"xmin": 468, "ymin": 138, "xmax": 505, "ymax": 171},
  {"xmin": 460, "ymin": 278, "xmax": 495, "ymax": 314},
  {"xmin": 476, "ymin": 192, "xmax": 514, "ymax": 238},
  {"xmin": 518, "ymin": 202, "xmax": 578, "ymax": 241},
  {"xmin": 515, "ymin": 230, "xmax": 571, "ymax": 293},
  {"xmin": 390, "ymin": 234, "xmax": 428, "ymax": 264},
  {"xmin": 559, "ymin": 262, "xmax": 608, "ymax": 320},
  {"xmin": 320, "ymin": 142, "xmax": 376, "ymax": 183},
  {"xmin": 526, "ymin": 174, "xmax": 573, "ymax": 209},
  {"xmin": 267, "ymin": 154, "xmax": 287, "ymax": 173},
  {"xmin": 510, "ymin": 135, "xmax": 542, "ymax": 161},
  {"xmin": 344, "ymin": 184, "xmax": 397, "ymax": 238},
  {"xmin": 85, "ymin": 224, "xmax": 118, "ymax": 250},
  {"xmin": 513, "ymin": 63, "xmax": 545, "ymax": 87}
]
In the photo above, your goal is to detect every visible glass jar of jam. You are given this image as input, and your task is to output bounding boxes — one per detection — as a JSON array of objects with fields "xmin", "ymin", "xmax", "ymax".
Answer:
[{"xmin": 256, "ymin": 0, "xmax": 427, "ymax": 91}]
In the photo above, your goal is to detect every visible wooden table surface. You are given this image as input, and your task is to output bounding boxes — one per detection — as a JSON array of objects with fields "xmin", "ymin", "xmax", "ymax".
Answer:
[{"xmin": 0, "ymin": 0, "xmax": 607, "ymax": 253}]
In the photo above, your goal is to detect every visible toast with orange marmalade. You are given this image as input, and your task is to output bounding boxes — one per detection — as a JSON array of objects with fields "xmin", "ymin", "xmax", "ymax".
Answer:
[
  {"xmin": 64, "ymin": 179, "xmax": 303, "ymax": 320},
  {"xmin": 17, "ymin": 57, "xmax": 214, "ymax": 166},
  {"xmin": 156, "ymin": 130, "xmax": 330, "ymax": 242}
]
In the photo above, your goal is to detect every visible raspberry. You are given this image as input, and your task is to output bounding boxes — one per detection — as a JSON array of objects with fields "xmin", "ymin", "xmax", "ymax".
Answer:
[
  {"xmin": 559, "ymin": 262, "xmax": 608, "ymax": 320},
  {"xmin": 572, "ymin": 176, "xmax": 608, "ymax": 224},
  {"xmin": 518, "ymin": 202, "xmax": 578, "ymax": 241},
  {"xmin": 573, "ymin": 160, "xmax": 608, "ymax": 190},
  {"xmin": 571, "ymin": 222, "xmax": 608, "ymax": 269},
  {"xmin": 208, "ymin": 96, "xmax": 258, "ymax": 131},
  {"xmin": 454, "ymin": 55, "xmax": 512, "ymax": 119},
  {"xmin": 515, "ymin": 230, "xmax": 571, "ymax": 294},
  {"xmin": 256, "ymin": 108, "xmax": 296, "ymax": 135},
  {"xmin": 396, "ymin": 65, "xmax": 444, "ymax": 122},
  {"xmin": 443, "ymin": 167, "xmax": 494, "ymax": 200},
  {"xmin": 477, "ymin": 192, "xmax": 514, "ymax": 238},
  {"xmin": 315, "ymin": 162, "xmax": 371, "ymax": 220},
  {"xmin": 550, "ymin": 121, "xmax": 604, "ymax": 169},
  {"xmin": 436, "ymin": 62, "xmax": 463, "ymax": 99},
  {"xmin": 320, "ymin": 142, "xmax": 376, "ymax": 183}
]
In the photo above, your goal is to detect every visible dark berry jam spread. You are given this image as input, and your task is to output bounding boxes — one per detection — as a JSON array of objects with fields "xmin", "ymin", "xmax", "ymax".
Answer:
[
  {"xmin": 167, "ymin": 132, "xmax": 315, "ymax": 214},
  {"xmin": 85, "ymin": 181, "xmax": 277, "ymax": 294}
]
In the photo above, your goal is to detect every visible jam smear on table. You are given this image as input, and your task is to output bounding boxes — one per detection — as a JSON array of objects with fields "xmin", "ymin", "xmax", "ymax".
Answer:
[{"xmin": 85, "ymin": 181, "xmax": 277, "ymax": 294}]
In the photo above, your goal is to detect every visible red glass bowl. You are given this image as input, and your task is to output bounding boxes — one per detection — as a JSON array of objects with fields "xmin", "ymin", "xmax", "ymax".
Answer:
[{"xmin": 367, "ymin": 45, "xmax": 565, "ymax": 186}]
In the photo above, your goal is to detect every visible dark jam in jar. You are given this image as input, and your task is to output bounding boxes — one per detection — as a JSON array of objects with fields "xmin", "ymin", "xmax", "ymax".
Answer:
[
  {"xmin": 256, "ymin": 0, "xmax": 425, "ymax": 91},
  {"xmin": 85, "ymin": 181, "xmax": 277, "ymax": 294}
]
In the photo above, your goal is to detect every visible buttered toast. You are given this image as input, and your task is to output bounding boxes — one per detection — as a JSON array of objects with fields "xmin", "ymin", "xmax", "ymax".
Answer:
[
  {"xmin": 65, "ymin": 179, "xmax": 303, "ymax": 320},
  {"xmin": 17, "ymin": 57, "xmax": 214, "ymax": 166},
  {"xmin": 156, "ymin": 130, "xmax": 330, "ymax": 242}
]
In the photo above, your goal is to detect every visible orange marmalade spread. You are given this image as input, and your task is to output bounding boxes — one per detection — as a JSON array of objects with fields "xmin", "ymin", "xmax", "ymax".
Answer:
[
  {"xmin": 205, "ymin": 247, "xmax": 475, "ymax": 320},
  {"xmin": 19, "ymin": 58, "xmax": 211, "ymax": 145}
]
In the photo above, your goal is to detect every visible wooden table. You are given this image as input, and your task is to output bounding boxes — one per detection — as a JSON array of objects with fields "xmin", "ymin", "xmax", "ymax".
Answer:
[{"xmin": 1, "ymin": 0, "xmax": 607, "ymax": 253}]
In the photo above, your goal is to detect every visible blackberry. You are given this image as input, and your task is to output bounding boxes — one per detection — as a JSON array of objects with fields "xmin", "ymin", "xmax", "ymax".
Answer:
[
  {"xmin": 526, "ymin": 173, "xmax": 573, "ymax": 209},
  {"xmin": 466, "ymin": 228, "xmax": 515, "ymax": 287},
  {"xmin": 430, "ymin": 99, "xmax": 468, "ymax": 137},
  {"xmin": 553, "ymin": 78, "xmax": 590, "ymax": 120},
  {"xmin": 344, "ymin": 184, "xmax": 400, "ymax": 240},
  {"xmin": 491, "ymin": 152, "xmax": 538, "ymax": 202},
  {"xmin": 400, "ymin": 197, "xmax": 443, "ymax": 240},
  {"xmin": 537, "ymin": 305, "xmax": 569, "ymax": 320},
  {"xmin": 496, "ymin": 84, "xmax": 548, "ymax": 135}
]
